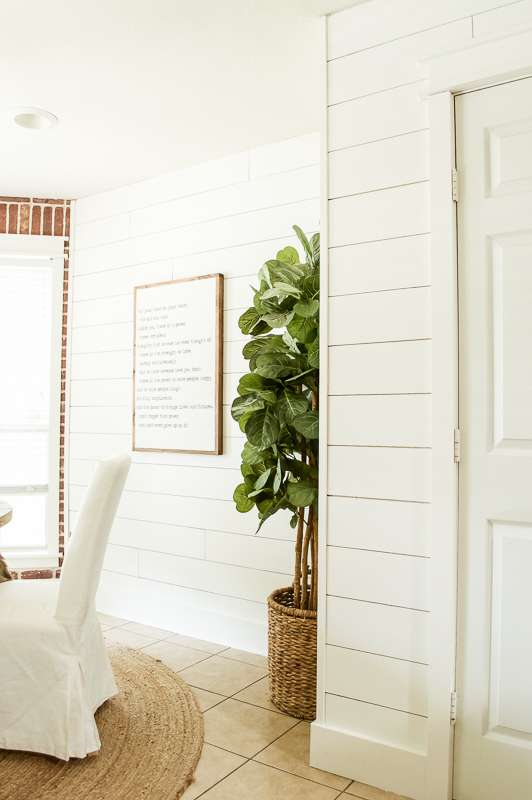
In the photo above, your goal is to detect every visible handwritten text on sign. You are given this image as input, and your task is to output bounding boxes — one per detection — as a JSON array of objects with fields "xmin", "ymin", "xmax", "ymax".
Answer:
[{"xmin": 133, "ymin": 274, "xmax": 223, "ymax": 453}]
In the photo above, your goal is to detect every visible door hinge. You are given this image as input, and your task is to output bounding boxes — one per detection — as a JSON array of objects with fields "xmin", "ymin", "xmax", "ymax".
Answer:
[
  {"xmin": 453, "ymin": 428, "xmax": 461, "ymax": 463},
  {"xmin": 450, "ymin": 691, "xmax": 458, "ymax": 725},
  {"xmin": 452, "ymin": 168, "xmax": 459, "ymax": 202}
]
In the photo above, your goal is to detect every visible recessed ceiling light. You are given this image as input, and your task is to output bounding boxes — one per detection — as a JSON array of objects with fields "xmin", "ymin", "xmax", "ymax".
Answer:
[{"xmin": 13, "ymin": 107, "xmax": 58, "ymax": 130}]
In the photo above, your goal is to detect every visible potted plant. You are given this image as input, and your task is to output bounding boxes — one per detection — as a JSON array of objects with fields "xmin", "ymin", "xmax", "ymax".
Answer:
[{"xmin": 231, "ymin": 225, "xmax": 319, "ymax": 719}]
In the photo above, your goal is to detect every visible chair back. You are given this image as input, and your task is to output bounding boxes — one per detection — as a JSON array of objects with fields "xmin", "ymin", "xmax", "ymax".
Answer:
[{"xmin": 55, "ymin": 454, "xmax": 130, "ymax": 624}]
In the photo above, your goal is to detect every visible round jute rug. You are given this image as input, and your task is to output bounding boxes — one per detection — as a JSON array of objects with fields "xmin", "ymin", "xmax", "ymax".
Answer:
[{"xmin": 0, "ymin": 647, "xmax": 204, "ymax": 800}]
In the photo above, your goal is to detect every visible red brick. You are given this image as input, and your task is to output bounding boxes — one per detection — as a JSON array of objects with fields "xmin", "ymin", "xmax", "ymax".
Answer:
[
  {"xmin": 42, "ymin": 206, "xmax": 53, "ymax": 236},
  {"xmin": 31, "ymin": 205, "xmax": 41, "ymax": 235},
  {"xmin": 53, "ymin": 206, "xmax": 64, "ymax": 236},
  {"xmin": 8, "ymin": 204, "xmax": 18, "ymax": 233},
  {"xmin": 19, "ymin": 203, "xmax": 30, "ymax": 234},
  {"xmin": 21, "ymin": 569, "xmax": 54, "ymax": 580}
]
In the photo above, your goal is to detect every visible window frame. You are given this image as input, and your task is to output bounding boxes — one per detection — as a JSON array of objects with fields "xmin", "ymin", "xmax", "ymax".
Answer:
[{"xmin": 0, "ymin": 234, "xmax": 65, "ymax": 569}]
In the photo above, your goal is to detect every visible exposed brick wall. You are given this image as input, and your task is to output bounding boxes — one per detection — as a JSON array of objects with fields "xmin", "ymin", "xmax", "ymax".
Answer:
[{"xmin": 1, "ymin": 196, "xmax": 71, "ymax": 580}]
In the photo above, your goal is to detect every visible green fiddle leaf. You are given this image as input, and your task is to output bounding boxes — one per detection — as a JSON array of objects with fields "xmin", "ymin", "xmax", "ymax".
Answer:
[
  {"xmin": 307, "ymin": 338, "xmax": 319, "ymax": 369},
  {"xmin": 310, "ymin": 233, "xmax": 320, "ymax": 268},
  {"xmin": 241, "ymin": 441, "xmax": 264, "ymax": 465},
  {"xmin": 237, "ymin": 373, "xmax": 278, "ymax": 403},
  {"xmin": 287, "ymin": 480, "xmax": 317, "ymax": 507},
  {"xmin": 238, "ymin": 307, "xmax": 259, "ymax": 334},
  {"xmin": 293, "ymin": 411, "xmax": 319, "ymax": 439},
  {"xmin": 293, "ymin": 225, "xmax": 313, "ymax": 264},
  {"xmin": 287, "ymin": 315, "xmax": 317, "ymax": 344},
  {"xmin": 278, "ymin": 390, "xmax": 309, "ymax": 422},
  {"xmin": 276, "ymin": 246, "xmax": 299, "ymax": 265},
  {"xmin": 231, "ymin": 394, "xmax": 264, "ymax": 421},
  {"xmin": 272, "ymin": 281, "xmax": 301, "ymax": 298},
  {"xmin": 273, "ymin": 459, "xmax": 282, "ymax": 493},
  {"xmin": 294, "ymin": 299, "xmax": 319, "ymax": 318},
  {"xmin": 233, "ymin": 483, "xmax": 254, "ymax": 513},
  {"xmin": 262, "ymin": 311, "xmax": 294, "ymax": 329},
  {"xmin": 245, "ymin": 410, "xmax": 280, "ymax": 449},
  {"xmin": 255, "ymin": 353, "xmax": 299, "ymax": 379},
  {"xmin": 254, "ymin": 468, "xmax": 272, "ymax": 492}
]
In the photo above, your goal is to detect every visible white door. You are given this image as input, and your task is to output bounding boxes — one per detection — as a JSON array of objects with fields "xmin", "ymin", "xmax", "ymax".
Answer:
[{"xmin": 454, "ymin": 78, "xmax": 532, "ymax": 800}]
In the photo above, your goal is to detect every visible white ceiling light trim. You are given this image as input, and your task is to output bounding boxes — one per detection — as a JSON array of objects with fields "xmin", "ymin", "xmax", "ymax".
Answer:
[{"xmin": 12, "ymin": 107, "xmax": 58, "ymax": 130}]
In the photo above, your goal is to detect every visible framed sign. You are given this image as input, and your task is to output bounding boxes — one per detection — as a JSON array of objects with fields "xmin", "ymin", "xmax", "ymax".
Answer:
[{"xmin": 133, "ymin": 273, "xmax": 223, "ymax": 454}]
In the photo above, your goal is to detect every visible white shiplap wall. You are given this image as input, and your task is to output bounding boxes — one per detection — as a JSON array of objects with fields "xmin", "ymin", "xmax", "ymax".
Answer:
[
  {"xmin": 312, "ymin": 1, "xmax": 532, "ymax": 798},
  {"xmin": 68, "ymin": 133, "xmax": 319, "ymax": 653}
]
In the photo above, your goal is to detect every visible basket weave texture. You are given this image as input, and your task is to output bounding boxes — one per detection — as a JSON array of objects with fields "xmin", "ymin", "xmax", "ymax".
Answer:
[{"xmin": 267, "ymin": 586, "xmax": 317, "ymax": 720}]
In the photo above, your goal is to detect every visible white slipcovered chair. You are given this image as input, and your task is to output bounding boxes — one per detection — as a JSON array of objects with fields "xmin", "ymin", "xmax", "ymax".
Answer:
[{"xmin": 0, "ymin": 454, "xmax": 130, "ymax": 760}]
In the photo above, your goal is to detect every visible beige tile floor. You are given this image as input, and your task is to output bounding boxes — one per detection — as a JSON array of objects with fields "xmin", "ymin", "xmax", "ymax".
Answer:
[{"xmin": 99, "ymin": 614, "xmax": 410, "ymax": 800}]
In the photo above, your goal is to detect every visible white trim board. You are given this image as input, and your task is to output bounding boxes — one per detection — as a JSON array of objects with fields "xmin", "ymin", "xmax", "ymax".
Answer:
[
  {"xmin": 421, "ymin": 26, "xmax": 532, "ymax": 95},
  {"xmin": 310, "ymin": 722, "xmax": 426, "ymax": 800}
]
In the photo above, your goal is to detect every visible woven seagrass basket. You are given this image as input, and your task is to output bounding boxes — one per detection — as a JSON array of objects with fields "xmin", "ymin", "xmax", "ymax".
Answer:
[{"xmin": 267, "ymin": 586, "xmax": 317, "ymax": 720}]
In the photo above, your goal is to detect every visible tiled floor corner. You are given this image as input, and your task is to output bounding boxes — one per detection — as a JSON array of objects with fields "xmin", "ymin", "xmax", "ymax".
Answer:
[{"xmin": 99, "ymin": 613, "xmax": 411, "ymax": 800}]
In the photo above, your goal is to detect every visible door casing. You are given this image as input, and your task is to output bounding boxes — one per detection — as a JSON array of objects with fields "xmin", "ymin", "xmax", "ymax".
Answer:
[{"xmin": 423, "ymin": 29, "xmax": 532, "ymax": 800}]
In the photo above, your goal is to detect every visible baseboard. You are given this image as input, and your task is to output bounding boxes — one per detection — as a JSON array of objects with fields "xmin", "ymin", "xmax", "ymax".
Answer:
[
  {"xmin": 97, "ymin": 569, "xmax": 268, "ymax": 654},
  {"xmin": 310, "ymin": 721, "xmax": 427, "ymax": 800}
]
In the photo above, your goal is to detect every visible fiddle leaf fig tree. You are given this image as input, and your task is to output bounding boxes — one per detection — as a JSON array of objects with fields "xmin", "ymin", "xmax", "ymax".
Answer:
[{"xmin": 232, "ymin": 226, "xmax": 319, "ymax": 611}]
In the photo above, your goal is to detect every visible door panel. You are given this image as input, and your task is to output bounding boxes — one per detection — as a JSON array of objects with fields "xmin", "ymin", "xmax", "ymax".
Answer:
[{"xmin": 455, "ymin": 78, "xmax": 532, "ymax": 800}]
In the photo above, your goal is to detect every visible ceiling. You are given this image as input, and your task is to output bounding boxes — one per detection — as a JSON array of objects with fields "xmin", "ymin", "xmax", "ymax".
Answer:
[{"xmin": 0, "ymin": 0, "xmax": 361, "ymax": 199}]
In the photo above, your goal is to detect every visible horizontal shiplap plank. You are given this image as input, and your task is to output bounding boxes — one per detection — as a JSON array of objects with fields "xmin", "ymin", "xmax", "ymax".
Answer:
[
  {"xmin": 109, "ymin": 517, "xmax": 205, "ymax": 559},
  {"xmin": 70, "ymin": 351, "xmax": 131, "ymax": 381},
  {"xmin": 249, "ymin": 132, "xmax": 320, "ymax": 179},
  {"xmin": 328, "ymin": 446, "xmax": 431, "ymax": 502},
  {"xmin": 327, "ymin": 595, "xmax": 429, "ymax": 663},
  {"xmin": 103, "ymin": 543, "xmax": 138, "ymax": 577},
  {"xmin": 328, "ymin": 84, "xmax": 428, "ymax": 152},
  {"xmin": 329, "ymin": 183, "xmax": 429, "ymax": 248},
  {"xmin": 329, "ymin": 395, "xmax": 431, "ymax": 448},
  {"xmin": 327, "ymin": 1, "xmax": 495, "ymax": 59},
  {"xmin": 70, "ymin": 379, "xmax": 131, "ymax": 407},
  {"xmin": 328, "ymin": 235, "xmax": 430, "ymax": 297},
  {"xmin": 205, "ymin": 531, "xmax": 293, "ymax": 573},
  {"xmin": 75, "ymin": 152, "xmax": 250, "ymax": 224},
  {"xmin": 129, "ymin": 165, "xmax": 319, "ymax": 239},
  {"xmin": 70, "ymin": 486, "xmax": 293, "ymax": 539},
  {"xmin": 68, "ymin": 432, "xmax": 244, "ymax": 469},
  {"xmin": 139, "ymin": 549, "xmax": 289, "ymax": 604},
  {"xmin": 329, "ymin": 131, "xmax": 429, "ymax": 199},
  {"xmin": 76, "ymin": 213, "xmax": 130, "ymax": 251},
  {"xmin": 327, "ymin": 546, "xmax": 429, "ymax": 611},
  {"xmin": 73, "ymin": 260, "xmax": 173, "ymax": 302},
  {"xmin": 74, "ymin": 199, "xmax": 319, "ymax": 276},
  {"xmin": 325, "ymin": 693, "xmax": 427, "ymax": 755},
  {"xmin": 328, "ymin": 19, "xmax": 472, "ymax": 104},
  {"xmin": 73, "ymin": 296, "xmax": 133, "ymax": 327},
  {"xmin": 70, "ymin": 458, "xmax": 240, "ymax": 502},
  {"xmin": 327, "ymin": 496, "xmax": 430, "ymax": 557},
  {"xmin": 329, "ymin": 287, "xmax": 431, "ymax": 346},
  {"xmin": 72, "ymin": 322, "xmax": 132, "ymax": 354},
  {"xmin": 473, "ymin": 0, "xmax": 532, "ymax": 38},
  {"xmin": 326, "ymin": 644, "xmax": 428, "ymax": 716},
  {"xmin": 329, "ymin": 340, "xmax": 431, "ymax": 395}
]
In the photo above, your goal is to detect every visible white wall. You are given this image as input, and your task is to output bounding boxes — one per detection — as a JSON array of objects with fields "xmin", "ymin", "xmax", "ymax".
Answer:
[
  {"xmin": 68, "ymin": 133, "xmax": 320, "ymax": 653},
  {"xmin": 312, "ymin": 2, "xmax": 532, "ymax": 798}
]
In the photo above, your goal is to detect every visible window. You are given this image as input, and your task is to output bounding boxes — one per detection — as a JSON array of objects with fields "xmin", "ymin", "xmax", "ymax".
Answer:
[{"xmin": 0, "ymin": 235, "xmax": 64, "ymax": 567}]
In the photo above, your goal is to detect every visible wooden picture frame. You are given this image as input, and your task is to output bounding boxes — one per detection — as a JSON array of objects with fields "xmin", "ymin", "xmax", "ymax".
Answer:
[{"xmin": 132, "ymin": 273, "xmax": 223, "ymax": 454}]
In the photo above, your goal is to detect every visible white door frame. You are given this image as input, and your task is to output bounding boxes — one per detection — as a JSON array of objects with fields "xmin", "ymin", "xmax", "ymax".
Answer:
[{"xmin": 422, "ymin": 28, "xmax": 532, "ymax": 800}]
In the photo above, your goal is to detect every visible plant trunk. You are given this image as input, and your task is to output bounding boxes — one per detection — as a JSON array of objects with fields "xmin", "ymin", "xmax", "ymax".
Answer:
[{"xmin": 293, "ymin": 509, "xmax": 304, "ymax": 608}]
